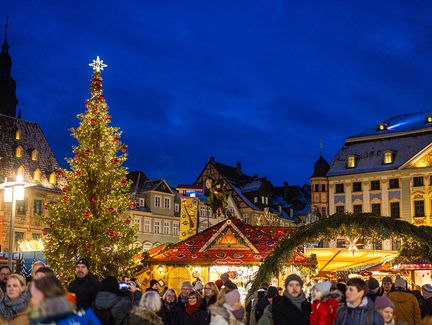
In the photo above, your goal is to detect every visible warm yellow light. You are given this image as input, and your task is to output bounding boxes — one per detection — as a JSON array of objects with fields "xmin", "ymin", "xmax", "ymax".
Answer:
[
  {"xmin": 49, "ymin": 173, "xmax": 56, "ymax": 185},
  {"xmin": 427, "ymin": 116, "xmax": 432, "ymax": 123},
  {"xmin": 14, "ymin": 185, "xmax": 24, "ymax": 201},
  {"xmin": 15, "ymin": 130, "xmax": 21, "ymax": 140},
  {"xmin": 347, "ymin": 156, "xmax": 356, "ymax": 168},
  {"xmin": 15, "ymin": 146, "xmax": 22, "ymax": 158},
  {"xmin": 33, "ymin": 169, "xmax": 41, "ymax": 182},
  {"xmin": 16, "ymin": 174, "xmax": 23, "ymax": 183},
  {"xmin": 31, "ymin": 150, "xmax": 38, "ymax": 161},
  {"xmin": 383, "ymin": 151, "xmax": 393, "ymax": 164},
  {"xmin": 4, "ymin": 187, "xmax": 12, "ymax": 203}
]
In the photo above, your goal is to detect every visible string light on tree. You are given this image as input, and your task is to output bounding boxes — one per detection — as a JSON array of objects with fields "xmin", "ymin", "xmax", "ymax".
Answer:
[{"xmin": 43, "ymin": 56, "xmax": 139, "ymax": 281}]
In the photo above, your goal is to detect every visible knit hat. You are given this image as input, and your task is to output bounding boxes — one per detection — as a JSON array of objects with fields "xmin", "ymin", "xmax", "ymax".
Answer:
[
  {"xmin": 76, "ymin": 258, "xmax": 90, "ymax": 269},
  {"xmin": 182, "ymin": 281, "xmax": 193, "ymax": 290},
  {"xmin": 224, "ymin": 289, "xmax": 240, "ymax": 306},
  {"xmin": 266, "ymin": 286, "xmax": 279, "ymax": 299},
  {"xmin": 314, "ymin": 281, "xmax": 332, "ymax": 295},
  {"xmin": 101, "ymin": 276, "xmax": 121, "ymax": 295},
  {"xmin": 422, "ymin": 284, "xmax": 432, "ymax": 300},
  {"xmin": 382, "ymin": 276, "xmax": 392, "ymax": 284},
  {"xmin": 215, "ymin": 279, "xmax": 223, "ymax": 290},
  {"xmin": 284, "ymin": 274, "xmax": 303, "ymax": 288},
  {"xmin": 149, "ymin": 279, "xmax": 159, "ymax": 288},
  {"xmin": 394, "ymin": 276, "xmax": 406, "ymax": 289},
  {"xmin": 374, "ymin": 296, "xmax": 395, "ymax": 310},
  {"xmin": 368, "ymin": 278, "xmax": 380, "ymax": 290}
]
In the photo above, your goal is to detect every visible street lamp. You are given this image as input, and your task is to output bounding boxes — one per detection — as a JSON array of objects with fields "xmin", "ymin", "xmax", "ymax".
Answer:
[{"xmin": 0, "ymin": 175, "xmax": 33, "ymax": 269}]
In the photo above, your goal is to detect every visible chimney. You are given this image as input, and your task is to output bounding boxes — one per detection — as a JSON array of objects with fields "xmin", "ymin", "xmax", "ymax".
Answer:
[{"xmin": 236, "ymin": 161, "xmax": 242, "ymax": 174}]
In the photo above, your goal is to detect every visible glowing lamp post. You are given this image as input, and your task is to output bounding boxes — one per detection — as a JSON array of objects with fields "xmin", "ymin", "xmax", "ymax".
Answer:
[{"xmin": 1, "ymin": 175, "xmax": 32, "ymax": 269}]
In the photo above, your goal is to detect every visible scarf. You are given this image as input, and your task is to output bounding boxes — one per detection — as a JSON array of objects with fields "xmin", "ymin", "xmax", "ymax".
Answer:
[
  {"xmin": 0, "ymin": 290, "xmax": 30, "ymax": 320},
  {"xmin": 185, "ymin": 301, "xmax": 202, "ymax": 315},
  {"xmin": 284, "ymin": 290, "xmax": 306, "ymax": 311}
]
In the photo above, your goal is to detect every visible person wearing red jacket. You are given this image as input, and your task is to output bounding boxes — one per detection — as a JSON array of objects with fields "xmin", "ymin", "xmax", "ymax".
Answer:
[{"xmin": 310, "ymin": 281, "xmax": 340, "ymax": 325}]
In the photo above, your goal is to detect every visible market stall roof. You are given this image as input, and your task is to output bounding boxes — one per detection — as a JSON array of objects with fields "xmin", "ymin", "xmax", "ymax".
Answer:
[
  {"xmin": 394, "ymin": 259, "xmax": 432, "ymax": 270},
  {"xmin": 142, "ymin": 217, "xmax": 314, "ymax": 266}
]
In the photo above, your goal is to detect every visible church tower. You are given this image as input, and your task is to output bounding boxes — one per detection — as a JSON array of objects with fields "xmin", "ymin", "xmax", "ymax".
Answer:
[
  {"xmin": 0, "ymin": 19, "xmax": 18, "ymax": 118},
  {"xmin": 310, "ymin": 154, "xmax": 330, "ymax": 217}
]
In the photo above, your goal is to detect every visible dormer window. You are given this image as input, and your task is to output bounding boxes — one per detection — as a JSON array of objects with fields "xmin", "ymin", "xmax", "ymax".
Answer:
[
  {"xmin": 33, "ymin": 169, "xmax": 41, "ymax": 182},
  {"xmin": 17, "ymin": 165, "xmax": 24, "ymax": 176},
  {"xmin": 31, "ymin": 149, "xmax": 38, "ymax": 161},
  {"xmin": 49, "ymin": 172, "xmax": 56, "ymax": 185},
  {"xmin": 15, "ymin": 146, "xmax": 23, "ymax": 158},
  {"xmin": 427, "ymin": 115, "xmax": 432, "ymax": 123},
  {"xmin": 383, "ymin": 151, "xmax": 394, "ymax": 164},
  {"xmin": 15, "ymin": 129, "xmax": 21, "ymax": 140},
  {"xmin": 347, "ymin": 155, "xmax": 357, "ymax": 168}
]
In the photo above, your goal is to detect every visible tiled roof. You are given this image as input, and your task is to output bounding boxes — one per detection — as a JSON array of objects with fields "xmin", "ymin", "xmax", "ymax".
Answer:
[
  {"xmin": 142, "ymin": 217, "xmax": 314, "ymax": 266},
  {"xmin": 0, "ymin": 114, "xmax": 59, "ymax": 187},
  {"xmin": 212, "ymin": 161, "xmax": 254, "ymax": 185}
]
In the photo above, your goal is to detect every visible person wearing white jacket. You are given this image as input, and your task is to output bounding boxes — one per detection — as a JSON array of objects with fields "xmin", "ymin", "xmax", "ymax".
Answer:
[{"xmin": 209, "ymin": 288, "xmax": 245, "ymax": 325}]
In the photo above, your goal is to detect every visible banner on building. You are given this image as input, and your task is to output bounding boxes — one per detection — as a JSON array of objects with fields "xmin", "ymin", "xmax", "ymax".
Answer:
[{"xmin": 179, "ymin": 197, "xmax": 199, "ymax": 241}]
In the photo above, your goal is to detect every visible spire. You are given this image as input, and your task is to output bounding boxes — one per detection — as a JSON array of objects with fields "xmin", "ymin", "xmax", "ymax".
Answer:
[
  {"xmin": 1, "ymin": 16, "xmax": 9, "ymax": 54},
  {"xmin": 0, "ymin": 16, "xmax": 18, "ymax": 118}
]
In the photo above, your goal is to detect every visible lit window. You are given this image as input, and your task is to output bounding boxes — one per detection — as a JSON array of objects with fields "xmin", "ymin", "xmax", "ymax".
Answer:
[
  {"xmin": 17, "ymin": 165, "xmax": 24, "ymax": 176},
  {"xmin": 427, "ymin": 115, "xmax": 432, "ymax": 123},
  {"xmin": 347, "ymin": 155, "xmax": 357, "ymax": 168},
  {"xmin": 33, "ymin": 169, "xmax": 41, "ymax": 182},
  {"xmin": 15, "ymin": 146, "xmax": 23, "ymax": 158},
  {"xmin": 15, "ymin": 130, "xmax": 21, "ymax": 140},
  {"xmin": 31, "ymin": 150, "xmax": 38, "ymax": 161},
  {"xmin": 383, "ymin": 151, "xmax": 393, "ymax": 164},
  {"xmin": 49, "ymin": 172, "xmax": 56, "ymax": 185}
]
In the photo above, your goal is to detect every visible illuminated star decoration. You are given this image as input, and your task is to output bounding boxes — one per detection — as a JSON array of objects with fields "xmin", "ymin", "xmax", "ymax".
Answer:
[
  {"xmin": 344, "ymin": 237, "xmax": 364, "ymax": 256},
  {"xmin": 89, "ymin": 56, "xmax": 107, "ymax": 72}
]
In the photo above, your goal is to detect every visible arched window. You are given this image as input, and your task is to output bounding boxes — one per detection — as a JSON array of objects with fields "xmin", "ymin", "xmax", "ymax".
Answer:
[
  {"xmin": 31, "ymin": 149, "xmax": 38, "ymax": 161},
  {"xmin": 15, "ymin": 129, "xmax": 21, "ymax": 140},
  {"xmin": 15, "ymin": 146, "xmax": 23, "ymax": 158},
  {"xmin": 17, "ymin": 165, "xmax": 24, "ymax": 176},
  {"xmin": 49, "ymin": 172, "xmax": 56, "ymax": 185},
  {"xmin": 33, "ymin": 169, "xmax": 41, "ymax": 182}
]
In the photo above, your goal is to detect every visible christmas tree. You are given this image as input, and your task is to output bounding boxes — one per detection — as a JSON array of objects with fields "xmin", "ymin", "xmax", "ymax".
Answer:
[{"xmin": 43, "ymin": 57, "xmax": 139, "ymax": 281}]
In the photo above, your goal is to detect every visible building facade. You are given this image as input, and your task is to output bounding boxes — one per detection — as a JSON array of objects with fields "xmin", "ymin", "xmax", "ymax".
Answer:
[
  {"xmin": 311, "ymin": 112, "xmax": 432, "ymax": 251},
  {"xmin": 128, "ymin": 172, "xmax": 180, "ymax": 250},
  {"xmin": 0, "ymin": 31, "xmax": 61, "ymax": 254}
]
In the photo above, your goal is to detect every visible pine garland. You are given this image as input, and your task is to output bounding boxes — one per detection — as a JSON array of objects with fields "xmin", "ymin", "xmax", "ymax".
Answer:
[{"xmin": 247, "ymin": 213, "xmax": 432, "ymax": 298}]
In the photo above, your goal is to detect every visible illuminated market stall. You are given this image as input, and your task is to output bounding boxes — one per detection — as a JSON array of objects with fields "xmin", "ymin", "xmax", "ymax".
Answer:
[{"xmin": 138, "ymin": 217, "xmax": 315, "ymax": 297}]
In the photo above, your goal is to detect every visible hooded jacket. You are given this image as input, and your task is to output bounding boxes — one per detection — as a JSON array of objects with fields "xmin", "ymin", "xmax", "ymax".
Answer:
[
  {"xmin": 388, "ymin": 289, "xmax": 421, "ymax": 325},
  {"xmin": 335, "ymin": 297, "xmax": 383, "ymax": 325},
  {"xmin": 310, "ymin": 292, "xmax": 340, "ymax": 325},
  {"xmin": 94, "ymin": 291, "xmax": 133, "ymax": 325}
]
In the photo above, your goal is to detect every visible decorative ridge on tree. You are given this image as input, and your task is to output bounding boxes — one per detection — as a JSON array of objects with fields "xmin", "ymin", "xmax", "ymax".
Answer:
[{"xmin": 42, "ymin": 56, "xmax": 139, "ymax": 282}]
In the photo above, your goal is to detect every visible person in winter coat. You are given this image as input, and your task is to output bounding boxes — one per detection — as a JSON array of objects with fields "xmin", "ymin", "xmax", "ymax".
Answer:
[
  {"xmin": 0, "ymin": 274, "xmax": 30, "ymax": 325},
  {"xmin": 422, "ymin": 284, "xmax": 432, "ymax": 318},
  {"xmin": 375, "ymin": 296, "xmax": 396, "ymax": 325},
  {"xmin": 367, "ymin": 278, "xmax": 383, "ymax": 303},
  {"xmin": 245, "ymin": 283, "xmax": 268, "ymax": 325},
  {"xmin": 272, "ymin": 274, "xmax": 311, "ymax": 325},
  {"xmin": 93, "ymin": 276, "xmax": 133, "ymax": 325},
  {"xmin": 209, "ymin": 288, "xmax": 244, "ymax": 325},
  {"xmin": 67, "ymin": 258, "xmax": 100, "ymax": 310},
  {"xmin": 335, "ymin": 277, "xmax": 383, "ymax": 325},
  {"xmin": 159, "ymin": 289, "xmax": 182, "ymax": 325},
  {"xmin": 257, "ymin": 286, "xmax": 279, "ymax": 325},
  {"xmin": 382, "ymin": 277, "xmax": 393, "ymax": 297},
  {"xmin": 310, "ymin": 281, "xmax": 339, "ymax": 325},
  {"xmin": 179, "ymin": 281, "xmax": 193, "ymax": 307},
  {"xmin": 202, "ymin": 282, "xmax": 219, "ymax": 311},
  {"xmin": 388, "ymin": 276, "xmax": 421, "ymax": 325},
  {"xmin": 123, "ymin": 290, "xmax": 163, "ymax": 325},
  {"xmin": 28, "ymin": 274, "xmax": 100, "ymax": 325},
  {"xmin": 181, "ymin": 291, "xmax": 208, "ymax": 325}
]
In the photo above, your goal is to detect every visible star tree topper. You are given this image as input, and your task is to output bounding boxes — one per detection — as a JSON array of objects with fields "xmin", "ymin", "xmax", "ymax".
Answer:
[{"xmin": 89, "ymin": 56, "xmax": 107, "ymax": 72}]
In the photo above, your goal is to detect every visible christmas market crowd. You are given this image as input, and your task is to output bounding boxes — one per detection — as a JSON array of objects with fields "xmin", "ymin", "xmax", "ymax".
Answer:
[{"xmin": 0, "ymin": 258, "xmax": 432, "ymax": 324}]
